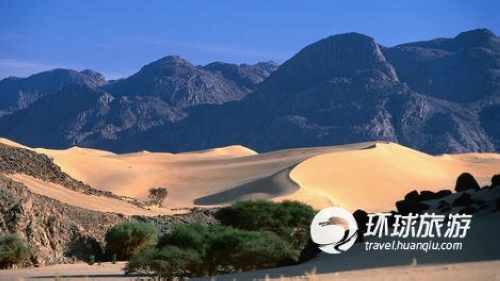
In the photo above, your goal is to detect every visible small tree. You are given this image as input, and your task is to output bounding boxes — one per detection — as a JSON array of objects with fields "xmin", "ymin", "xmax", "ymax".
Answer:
[
  {"xmin": 105, "ymin": 221, "xmax": 156, "ymax": 261},
  {"xmin": 148, "ymin": 187, "xmax": 168, "ymax": 207},
  {"xmin": 0, "ymin": 234, "xmax": 30, "ymax": 268}
]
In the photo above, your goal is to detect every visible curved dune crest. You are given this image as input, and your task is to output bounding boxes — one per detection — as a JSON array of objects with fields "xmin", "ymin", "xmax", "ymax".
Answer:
[
  {"xmin": 2, "ymin": 138, "xmax": 499, "ymax": 214},
  {"xmin": 286, "ymin": 142, "xmax": 500, "ymax": 212}
]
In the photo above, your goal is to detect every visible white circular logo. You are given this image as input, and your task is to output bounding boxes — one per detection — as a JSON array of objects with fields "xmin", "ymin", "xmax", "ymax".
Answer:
[{"xmin": 310, "ymin": 207, "xmax": 358, "ymax": 254}]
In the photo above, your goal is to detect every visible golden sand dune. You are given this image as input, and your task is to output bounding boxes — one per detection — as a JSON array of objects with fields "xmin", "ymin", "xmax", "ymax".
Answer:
[
  {"xmin": 285, "ymin": 142, "xmax": 500, "ymax": 212},
  {"xmin": 1, "ymin": 138, "xmax": 499, "ymax": 214},
  {"xmin": 32, "ymin": 143, "xmax": 364, "ymax": 210}
]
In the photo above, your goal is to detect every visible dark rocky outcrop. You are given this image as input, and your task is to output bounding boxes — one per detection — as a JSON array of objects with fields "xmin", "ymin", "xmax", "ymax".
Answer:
[
  {"xmin": 404, "ymin": 190, "xmax": 420, "ymax": 201},
  {"xmin": 492, "ymin": 174, "xmax": 500, "ymax": 187},
  {"xmin": 458, "ymin": 206, "xmax": 478, "ymax": 215},
  {"xmin": 455, "ymin": 172, "xmax": 481, "ymax": 192},
  {"xmin": 395, "ymin": 200, "xmax": 430, "ymax": 215},
  {"xmin": 403, "ymin": 189, "xmax": 452, "ymax": 201},
  {"xmin": 353, "ymin": 209, "xmax": 369, "ymax": 233},
  {"xmin": 452, "ymin": 193, "xmax": 475, "ymax": 207}
]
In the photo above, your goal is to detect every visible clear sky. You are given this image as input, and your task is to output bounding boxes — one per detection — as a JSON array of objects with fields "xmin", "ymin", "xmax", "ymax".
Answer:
[{"xmin": 0, "ymin": 0, "xmax": 498, "ymax": 80}]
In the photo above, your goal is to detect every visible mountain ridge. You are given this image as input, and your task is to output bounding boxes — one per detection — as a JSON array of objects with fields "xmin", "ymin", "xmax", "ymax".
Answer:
[{"xmin": 0, "ymin": 28, "xmax": 498, "ymax": 154}]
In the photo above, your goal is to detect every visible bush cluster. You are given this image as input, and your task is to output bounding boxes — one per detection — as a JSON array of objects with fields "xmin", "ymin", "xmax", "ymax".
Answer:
[
  {"xmin": 122, "ymin": 200, "xmax": 315, "ymax": 279},
  {"xmin": 0, "ymin": 234, "xmax": 30, "ymax": 268},
  {"xmin": 104, "ymin": 221, "xmax": 156, "ymax": 261},
  {"xmin": 125, "ymin": 222, "xmax": 296, "ymax": 279},
  {"xmin": 215, "ymin": 199, "xmax": 316, "ymax": 249}
]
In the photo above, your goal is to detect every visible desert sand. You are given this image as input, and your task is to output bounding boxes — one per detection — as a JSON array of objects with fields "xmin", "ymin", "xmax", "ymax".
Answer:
[
  {"xmin": 1, "ymin": 138, "xmax": 500, "ymax": 280},
  {"xmin": 1, "ymin": 138, "xmax": 499, "ymax": 213},
  {"xmin": 1, "ymin": 259, "xmax": 498, "ymax": 280}
]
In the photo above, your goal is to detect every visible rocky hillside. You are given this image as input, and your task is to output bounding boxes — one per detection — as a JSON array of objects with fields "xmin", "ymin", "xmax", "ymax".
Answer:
[
  {"xmin": 0, "ymin": 143, "xmax": 218, "ymax": 266},
  {"xmin": 0, "ymin": 175, "xmax": 217, "ymax": 265},
  {"xmin": 0, "ymin": 29, "xmax": 498, "ymax": 154},
  {"xmin": 0, "ymin": 142, "xmax": 119, "ymax": 197}
]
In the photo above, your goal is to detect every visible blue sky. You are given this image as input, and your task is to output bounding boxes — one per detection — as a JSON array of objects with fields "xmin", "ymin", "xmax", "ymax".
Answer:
[{"xmin": 0, "ymin": 0, "xmax": 498, "ymax": 80}]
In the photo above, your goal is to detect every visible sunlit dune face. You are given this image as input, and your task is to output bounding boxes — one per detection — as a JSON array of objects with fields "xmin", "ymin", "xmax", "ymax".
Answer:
[{"xmin": 2, "ymin": 138, "xmax": 499, "ymax": 215}]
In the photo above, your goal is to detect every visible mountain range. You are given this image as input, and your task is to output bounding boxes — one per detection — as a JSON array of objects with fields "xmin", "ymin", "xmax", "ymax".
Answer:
[{"xmin": 0, "ymin": 28, "xmax": 498, "ymax": 154}]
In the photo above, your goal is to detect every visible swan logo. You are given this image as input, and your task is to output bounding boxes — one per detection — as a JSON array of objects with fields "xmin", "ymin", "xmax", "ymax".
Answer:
[{"xmin": 310, "ymin": 207, "xmax": 358, "ymax": 254}]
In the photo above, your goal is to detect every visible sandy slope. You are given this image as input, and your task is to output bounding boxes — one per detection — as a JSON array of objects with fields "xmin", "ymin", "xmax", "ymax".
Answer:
[
  {"xmin": 285, "ymin": 142, "xmax": 500, "ymax": 212},
  {"xmin": 1, "ymin": 139, "xmax": 499, "ymax": 213},
  {"xmin": 6, "ymin": 174, "xmax": 177, "ymax": 216}
]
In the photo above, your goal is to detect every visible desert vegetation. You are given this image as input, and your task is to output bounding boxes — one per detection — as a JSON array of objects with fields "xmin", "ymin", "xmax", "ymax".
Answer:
[
  {"xmin": 0, "ymin": 234, "xmax": 30, "ymax": 269},
  {"xmin": 123, "ymin": 200, "xmax": 315, "ymax": 280},
  {"xmin": 148, "ymin": 187, "xmax": 168, "ymax": 207},
  {"xmin": 104, "ymin": 221, "xmax": 156, "ymax": 261}
]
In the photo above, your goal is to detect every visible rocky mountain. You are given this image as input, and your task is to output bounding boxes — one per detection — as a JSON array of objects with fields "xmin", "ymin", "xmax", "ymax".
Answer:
[
  {"xmin": 0, "ymin": 29, "xmax": 498, "ymax": 154},
  {"xmin": 0, "ymin": 59, "xmax": 278, "ymax": 148},
  {"xmin": 0, "ymin": 69, "xmax": 107, "ymax": 116},
  {"xmin": 115, "ymin": 29, "xmax": 499, "ymax": 154},
  {"xmin": 103, "ymin": 56, "xmax": 278, "ymax": 112}
]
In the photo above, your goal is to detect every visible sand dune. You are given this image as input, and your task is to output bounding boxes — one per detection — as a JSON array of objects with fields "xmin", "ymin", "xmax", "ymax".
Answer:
[
  {"xmin": 1, "ymin": 139, "xmax": 499, "ymax": 214},
  {"xmin": 27, "ymin": 141, "xmax": 375, "ymax": 210},
  {"xmin": 1, "ymin": 138, "xmax": 500, "ymax": 280},
  {"xmin": 284, "ymin": 142, "xmax": 500, "ymax": 212}
]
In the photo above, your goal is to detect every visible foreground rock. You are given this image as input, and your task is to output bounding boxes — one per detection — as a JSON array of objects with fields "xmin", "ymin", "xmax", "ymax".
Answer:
[{"xmin": 0, "ymin": 174, "xmax": 217, "ymax": 266}]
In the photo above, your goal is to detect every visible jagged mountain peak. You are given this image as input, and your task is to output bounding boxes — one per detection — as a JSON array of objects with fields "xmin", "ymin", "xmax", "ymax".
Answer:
[
  {"xmin": 258, "ymin": 32, "xmax": 395, "ymax": 94},
  {"xmin": 103, "ymin": 55, "xmax": 277, "ymax": 110},
  {"xmin": 145, "ymin": 55, "xmax": 193, "ymax": 68},
  {"xmin": 133, "ymin": 55, "xmax": 196, "ymax": 79},
  {"xmin": 294, "ymin": 32, "xmax": 385, "ymax": 66},
  {"xmin": 454, "ymin": 28, "xmax": 499, "ymax": 50}
]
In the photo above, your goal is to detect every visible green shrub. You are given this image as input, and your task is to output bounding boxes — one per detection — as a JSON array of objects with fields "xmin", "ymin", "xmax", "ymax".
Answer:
[
  {"xmin": 206, "ymin": 226, "xmax": 296, "ymax": 274},
  {"xmin": 157, "ymin": 221, "xmax": 209, "ymax": 254},
  {"xmin": 0, "ymin": 234, "xmax": 30, "ymax": 268},
  {"xmin": 125, "ymin": 221, "xmax": 296, "ymax": 278},
  {"xmin": 105, "ymin": 221, "xmax": 156, "ymax": 261},
  {"xmin": 126, "ymin": 245, "xmax": 203, "ymax": 280},
  {"xmin": 214, "ymin": 199, "xmax": 315, "ymax": 248},
  {"xmin": 215, "ymin": 200, "xmax": 315, "ymax": 230}
]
